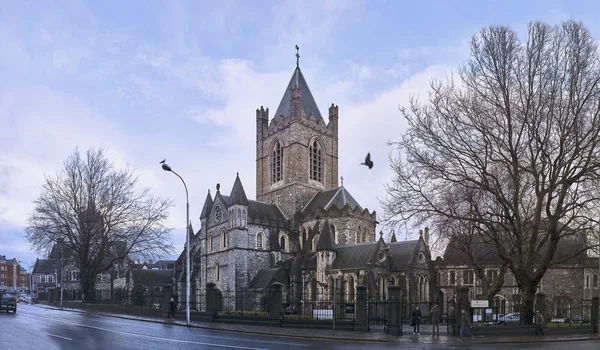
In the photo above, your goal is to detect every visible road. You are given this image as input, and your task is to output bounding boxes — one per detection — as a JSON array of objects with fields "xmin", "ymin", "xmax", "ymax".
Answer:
[{"xmin": 1, "ymin": 304, "xmax": 599, "ymax": 349}]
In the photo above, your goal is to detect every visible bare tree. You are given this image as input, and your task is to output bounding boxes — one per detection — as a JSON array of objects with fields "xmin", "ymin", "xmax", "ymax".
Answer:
[
  {"xmin": 26, "ymin": 147, "xmax": 174, "ymax": 302},
  {"xmin": 383, "ymin": 20, "xmax": 600, "ymax": 324}
]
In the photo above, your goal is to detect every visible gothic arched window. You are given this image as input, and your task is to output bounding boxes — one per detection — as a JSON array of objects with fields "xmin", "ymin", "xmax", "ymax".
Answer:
[
  {"xmin": 215, "ymin": 263, "xmax": 220, "ymax": 282},
  {"xmin": 221, "ymin": 229, "xmax": 227, "ymax": 249},
  {"xmin": 309, "ymin": 140, "xmax": 323, "ymax": 182},
  {"xmin": 272, "ymin": 140, "xmax": 283, "ymax": 183}
]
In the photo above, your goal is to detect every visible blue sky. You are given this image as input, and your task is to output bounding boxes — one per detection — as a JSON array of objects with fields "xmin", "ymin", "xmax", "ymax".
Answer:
[{"xmin": 1, "ymin": 0, "xmax": 600, "ymax": 268}]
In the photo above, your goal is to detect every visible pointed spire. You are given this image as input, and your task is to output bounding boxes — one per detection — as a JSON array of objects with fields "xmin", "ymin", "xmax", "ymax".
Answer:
[
  {"xmin": 199, "ymin": 189, "xmax": 213, "ymax": 220},
  {"xmin": 316, "ymin": 219, "xmax": 336, "ymax": 251},
  {"xmin": 188, "ymin": 222, "xmax": 195, "ymax": 241},
  {"xmin": 390, "ymin": 229, "xmax": 397, "ymax": 243},
  {"xmin": 230, "ymin": 172, "xmax": 249, "ymax": 205}
]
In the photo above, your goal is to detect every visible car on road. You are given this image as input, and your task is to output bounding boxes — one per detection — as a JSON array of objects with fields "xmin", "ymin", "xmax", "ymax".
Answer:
[{"xmin": 0, "ymin": 293, "xmax": 17, "ymax": 313}]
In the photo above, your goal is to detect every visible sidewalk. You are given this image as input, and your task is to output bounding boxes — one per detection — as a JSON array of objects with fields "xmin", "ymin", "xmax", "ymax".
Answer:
[{"xmin": 36, "ymin": 304, "xmax": 599, "ymax": 345}]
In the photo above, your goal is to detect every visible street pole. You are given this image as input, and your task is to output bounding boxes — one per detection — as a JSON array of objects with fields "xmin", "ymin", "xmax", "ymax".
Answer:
[
  {"xmin": 161, "ymin": 160, "xmax": 191, "ymax": 326},
  {"xmin": 60, "ymin": 255, "xmax": 63, "ymax": 310}
]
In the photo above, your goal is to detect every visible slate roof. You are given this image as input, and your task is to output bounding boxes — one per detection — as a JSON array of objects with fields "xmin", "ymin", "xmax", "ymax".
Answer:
[
  {"xmin": 274, "ymin": 66, "xmax": 324, "ymax": 122},
  {"xmin": 249, "ymin": 267, "xmax": 289, "ymax": 289},
  {"xmin": 200, "ymin": 190, "xmax": 214, "ymax": 219},
  {"xmin": 131, "ymin": 268, "xmax": 174, "ymax": 286},
  {"xmin": 229, "ymin": 173, "xmax": 249, "ymax": 206},
  {"xmin": 330, "ymin": 242, "xmax": 379, "ymax": 269},
  {"xmin": 215, "ymin": 194, "xmax": 287, "ymax": 225},
  {"xmin": 316, "ymin": 219, "xmax": 335, "ymax": 251},
  {"xmin": 33, "ymin": 258, "xmax": 61, "ymax": 274},
  {"xmin": 303, "ymin": 186, "xmax": 363, "ymax": 216},
  {"xmin": 389, "ymin": 240, "xmax": 420, "ymax": 270}
]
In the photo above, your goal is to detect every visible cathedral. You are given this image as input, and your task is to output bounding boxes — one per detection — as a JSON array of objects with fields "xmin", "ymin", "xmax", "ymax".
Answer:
[{"xmin": 175, "ymin": 51, "xmax": 433, "ymax": 315}]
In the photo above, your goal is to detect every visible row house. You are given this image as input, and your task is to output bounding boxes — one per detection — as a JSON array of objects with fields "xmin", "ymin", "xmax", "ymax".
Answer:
[
  {"xmin": 435, "ymin": 233, "xmax": 599, "ymax": 320},
  {"xmin": 0, "ymin": 255, "xmax": 30, "ymax": 293}
]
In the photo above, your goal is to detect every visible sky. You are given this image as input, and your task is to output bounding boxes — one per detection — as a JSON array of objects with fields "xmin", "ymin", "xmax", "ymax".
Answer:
[{"xmin": 2, "ymin": 0, "xmax": 600, "ymax": 269}]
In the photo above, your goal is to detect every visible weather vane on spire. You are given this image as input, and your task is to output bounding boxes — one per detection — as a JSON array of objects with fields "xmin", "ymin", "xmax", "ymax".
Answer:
[{"xmin": 296, "ymin": 44, "xmax": 300, "ymax": 67}]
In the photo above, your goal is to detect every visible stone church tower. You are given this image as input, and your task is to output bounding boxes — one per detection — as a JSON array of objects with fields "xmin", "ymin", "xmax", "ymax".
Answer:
[
  {"xmin": 255, "ymin": 50, "xmax": 339, "ymax": 218},
  {"xmin": 180, "ymin": 49, "xmax": 439, "ymax": 317}
]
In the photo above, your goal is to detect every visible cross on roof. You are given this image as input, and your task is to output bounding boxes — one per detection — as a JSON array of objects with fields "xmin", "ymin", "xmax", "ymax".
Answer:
[
  {"xmin": 295, "ymin": 45, "xmax": 300, "ymax": 67},
  {"xmin": 340, "ymin": 176, "xmax": 344, "ymax": 186}
]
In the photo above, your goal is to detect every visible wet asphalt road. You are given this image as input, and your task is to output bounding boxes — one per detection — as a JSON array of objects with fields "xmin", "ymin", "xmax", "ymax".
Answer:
[{"xmin": 1, "ymin": 304, "xmax": 599, "ymax": 349}]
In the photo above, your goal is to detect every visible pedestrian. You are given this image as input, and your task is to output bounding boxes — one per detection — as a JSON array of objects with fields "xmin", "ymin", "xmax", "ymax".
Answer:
[
  {"xmin": 430, "ymin": 304, "xmax": 441, "ymax": 336},
  {"xmin": 459, "ymin": 310, "xmax": 474, "ymax": 341},
  {"xmin": 535, "ymin": 310, "xmax": 545, "ymax": 336},
  {"xmin": 168, "ymin": 297, "xmax": 176, "ymax": 320},
  {"xmin": 411, "ymin": 306, "xmax": 422, "ymax": 335}
]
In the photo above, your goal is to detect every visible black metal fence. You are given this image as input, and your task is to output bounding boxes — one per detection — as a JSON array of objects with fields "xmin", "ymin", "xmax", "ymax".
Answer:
[{"xmin": 283, "ymin": 292, "xmax": 357, "ymax": 321}]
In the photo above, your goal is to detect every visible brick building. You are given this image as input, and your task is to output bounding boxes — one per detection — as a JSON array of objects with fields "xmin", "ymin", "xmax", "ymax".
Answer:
[
  {"xmin": 173, "ymin": 52, "xmax": 434, "ymax": 314},
  {"xmin": 0, "ymin": 254, "xmax": 30, "ymax": 293}
]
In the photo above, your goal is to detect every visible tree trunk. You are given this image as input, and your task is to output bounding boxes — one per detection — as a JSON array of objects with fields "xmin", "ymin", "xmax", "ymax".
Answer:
[
  {"xmin": 521, "ymin": 285, "xmax": 537, "ymax": 325},
  {"xmin": 80, "ymin": 271, "xmax": 96, "ymax": 303}
]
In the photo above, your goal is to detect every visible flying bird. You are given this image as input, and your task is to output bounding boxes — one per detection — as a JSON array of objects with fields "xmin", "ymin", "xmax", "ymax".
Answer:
[
  {"xmin": 361, "ymin": 153, "xmax": 374, "ymax": 169},
  {"xmin": 159, "ymin": 159, "xmax": 166, "ymax": 164}
]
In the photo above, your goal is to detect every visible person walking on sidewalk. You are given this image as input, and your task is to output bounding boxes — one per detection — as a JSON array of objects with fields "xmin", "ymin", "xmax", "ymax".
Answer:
[
  {"xmin": 411, "ymin": 306, "xmax": 422, "ymax": 335},
  {"xmin": 459, "ymin": 310, "xmax": 474, "ymax": 341},
  {"xmin": 430, "ymin": 304, "xmax": 441, "ymax": 336},
  {"xmin": 168, "ymin": 298, "xmax": 177, "ymax": 320},
  {"xmin": 535, "ymin": 310, "xmax": 545, "ymax": 336}
]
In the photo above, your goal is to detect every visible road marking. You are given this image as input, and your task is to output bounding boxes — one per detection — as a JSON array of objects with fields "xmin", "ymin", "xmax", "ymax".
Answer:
[
  {"xmin": 52, "ymin": 319, "xmax": 271, "ymax": 350},
  {"xmin": 45, "ymin": 332, "xmax": 73, "ymax": 341}
]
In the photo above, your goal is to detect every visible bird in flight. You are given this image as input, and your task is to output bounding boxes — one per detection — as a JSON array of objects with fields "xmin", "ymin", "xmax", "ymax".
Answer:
[
  {"xmin": 159, "ymin": 159, "xmax": 166, "ymax": 164},
  {"xmin": 361, "ymin": 153, "xmax": 374, "ymax": 169}
]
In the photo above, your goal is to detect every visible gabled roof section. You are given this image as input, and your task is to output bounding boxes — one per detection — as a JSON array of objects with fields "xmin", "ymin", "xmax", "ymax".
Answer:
[
  {"xmin": 389, "ymin": 240, "xmax": 420, "ymax": 270},
  {"xmin": 330, "ymin": 242, "xmax": 378, "ymax": 269},
  {"xmin": 33, "ymin": 258, "xmax": 61, "ymax": 274},
  {"xmin": 131, "ymin": 268, "xmax": 174, "ymax": 286},
  {"xmin": 274, "ymin": 66, "xmax": 323, "ymax": 121},
  {"xmin": 200, "ymin": 189, "xmax": 214, "ymax": 219},
  {"xmin": 249, "ymin": 267, "xmax": 289, "ymax": 289},
  {"xmin": 229, "ymin": 173, "xmax": 249, "ymax": 206},
  {"xmin": 316, "ymin": 220, "xmax": 336, "ymax": 251},
  {"xmin": 302, "ymin": 186, "xmax": 364, "ymax": 216}
]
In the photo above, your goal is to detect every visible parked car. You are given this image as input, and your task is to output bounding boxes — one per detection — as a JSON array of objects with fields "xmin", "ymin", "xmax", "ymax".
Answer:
[
  {"xmin": 497, "ymin": 312, "xmax": 520, "ymax": 325},
  {"xmin": 550, "ymin": 315, "xmax": 570, "ymax": 323},
  {"xmin": 0, "ymin": 293, "xmax": 17, "ymax": 313}
]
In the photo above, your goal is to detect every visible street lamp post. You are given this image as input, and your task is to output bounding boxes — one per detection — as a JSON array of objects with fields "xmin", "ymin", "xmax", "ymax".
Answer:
[{"xmin": 160, "ymin": 160, "xmax": 191, "ymax": 326}]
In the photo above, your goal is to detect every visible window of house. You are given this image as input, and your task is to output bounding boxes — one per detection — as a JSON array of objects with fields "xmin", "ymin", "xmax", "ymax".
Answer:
[
  {"xmin": 486, "ymin": 269, "xmax": 498, "ymax": 282},
  {"xmin": 256, "ymin": 232, "xmax": 264, "ymax": 249},
  {"xmin": 331, "ymin": 224, "xmax": 337, "ymax": 244},
  {"xmin": 594, "ymin": 274, "xmax": 599, "ymax": 288},
  {"xmin": 154, "ymin": 286, "xmax": 161, "ymax": 292},
  {"xmin": 209, "ymin": 234, "xmax": 213, "ymax": 252},
  {"xmin": 463, "ymin": 270, "xmax": 474, "ymax": 285},
  {"xmin": 95, "ymin": 288, "xmax": 102, "ymax": 300},
  {"xmin": 0, "ymin": 274, "xmax": 3, "ymax": 278},
  {"xmin": 449, "ymin": 271, "xmax": 456, "ymax": 285},
  {"xmin": 272, "ymin": 140, "xmax": 283, "ymax": 183},
  {"xmin": 586, "ymin": 274, "xmax": 590, "ymax": 288},
  {"xmin": 0, "ymin": 267, "xmax": 4, "ymax": 271},
  {"xmin": 237, "ymin": 208, "xmax": 241, "ymax": 227},
  {"xmin": 309, "ymin": 140, "xmax": 323, "ymax": 182},
  {"xmin": 242, "ymin": 209, "xmax": 246, "ymax": 226},
  {"xmin": 0, "ymin": 282, "xmax": 3, "ymax": 286},
  {"xmin": 280, "ymin": 235, "xmax": 287, "ymax": 251},
  {"xmin": 47, "ymin": 275, "xmax": 53, "ymax": 283},
  {"xmin": 215, "ymin": 263, "xmax": 220, "ymax": 282}
]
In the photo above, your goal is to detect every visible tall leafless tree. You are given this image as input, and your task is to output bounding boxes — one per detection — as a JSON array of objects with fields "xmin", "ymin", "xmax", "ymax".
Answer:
[
  {"xmin": 26, "ymin": 147, "xmax": 174, "ymax": 302},
  {"xmin": 383, "ymin": 20, "xmax": 600, "ymax": 324}
]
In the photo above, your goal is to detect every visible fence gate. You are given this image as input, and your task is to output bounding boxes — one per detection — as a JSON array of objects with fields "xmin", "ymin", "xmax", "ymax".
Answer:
[{"xmin": 368, "ymin": 298, "xmax": 387, "ymax": 332}]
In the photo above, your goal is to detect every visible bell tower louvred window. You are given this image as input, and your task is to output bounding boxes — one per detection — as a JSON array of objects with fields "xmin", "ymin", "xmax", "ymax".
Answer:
[
  {"xmin": 272, "ymin": 141, "xmax": 283, "ymax": 183},
  {"xmin": 309, "ymin": 140, "xmax": 322, "ymax": 182}
]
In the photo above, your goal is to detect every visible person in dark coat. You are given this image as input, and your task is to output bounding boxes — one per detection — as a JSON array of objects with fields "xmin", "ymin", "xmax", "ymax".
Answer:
[
  {"xmin": 168, "ymin": 298, "xmax": 176, "ymax": 320},
  {"xmin": 459, "ymin": 310, "xmax": 474, "ymax": 340},
  {"xmin": 430, "ymin": 304, "xmax": 441, "ymax": 336},
  {"xmin": 535, "ymin": 310, "xmax": 545, "ymax": 336},
  {"xmin": 411, "ymin": 306, "xmax": 422, "ymax": 335}
]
